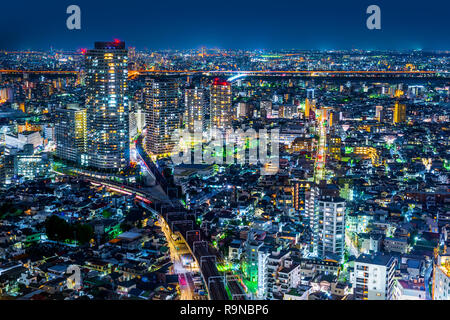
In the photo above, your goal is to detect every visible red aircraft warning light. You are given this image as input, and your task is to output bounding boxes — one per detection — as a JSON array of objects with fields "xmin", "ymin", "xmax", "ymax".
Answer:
[{"xmin": 212, "ymin": 77, "xmax": 230, "ymax": 86}]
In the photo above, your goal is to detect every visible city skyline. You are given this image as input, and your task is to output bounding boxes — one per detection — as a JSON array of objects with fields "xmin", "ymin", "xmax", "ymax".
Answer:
[{"xmin": 0, "ymin": 1, "xmax": 449, "ymax": 305}]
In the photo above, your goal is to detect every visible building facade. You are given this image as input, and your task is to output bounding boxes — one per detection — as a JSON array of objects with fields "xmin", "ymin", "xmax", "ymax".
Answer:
[
  {"xmin": 393, "ymin": 102, "xmax": 406, "ymax": 124},
  {"xmin": 55, "ymin": 103, "xmax": 87, "ymax": 165},
  {"xmin": 353, "ymin": 254, "xmax": 397, "ymax": 300},
  {"xmin": 433, "ymin": 254, "xmax": 450, "ymax": 300},
  {"xmin": 210, "ymin": 78, "xmax": 232, "ymax": 132},
  {"xmin": 184, "ymin": 86, "xmax": 206, "ymax": 133},
  {"xmin": 144, "ymin": 78, "xmax": 180, "ymax": 156},
  {"xmin": 313, "ymin": 196, "xmax": 346, "ymax": 263},
  {"xmin": 85, "ymin": 41, "xmax": 129, "ymax": 171}
]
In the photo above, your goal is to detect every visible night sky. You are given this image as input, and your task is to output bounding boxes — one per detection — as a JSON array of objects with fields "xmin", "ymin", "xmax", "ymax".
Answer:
[{"xmin": 1, "ymin": 0, "xmax": 449, "ymax": 50}]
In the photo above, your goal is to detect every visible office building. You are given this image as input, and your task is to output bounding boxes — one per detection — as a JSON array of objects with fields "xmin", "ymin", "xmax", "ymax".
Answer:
[
  {"xmin": 305, "ymin": 98, "xmax": 316, "ymax": 120},
  {"xmin": 55, "ymin": 104, "xmax": 87, "ymax": 165},
  {"xmin": 16, "ymin": 151, "xmax": 50, "ymax": 181},
  {"xmin": 260, "ymin": 100, "xmax": 272, "ymax": 118},
  {"xmin": 393, "ymin": 102, "xmax": 406, "ymax": 124},
  {"xmin": 375, "ymin": 105, "xmax": 384, "ymax": 122},
  {"xmin": 306, "ymin": 88, "xmax": 315, "ymax": 100}
]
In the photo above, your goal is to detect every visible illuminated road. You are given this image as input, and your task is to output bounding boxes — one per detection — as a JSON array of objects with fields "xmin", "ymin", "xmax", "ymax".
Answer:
[
  {"xmin": 345, "ymin": 233, "xmax": 359, "ymax": 258},
  {"xmin": 159, "ymin": 219, "xmax": 196, "ymax": 300}
]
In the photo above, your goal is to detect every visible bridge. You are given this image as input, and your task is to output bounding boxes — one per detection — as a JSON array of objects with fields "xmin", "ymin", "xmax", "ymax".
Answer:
[{"xmin": 135, "ymin": 136, "xmax": 169, "ymax": 192}]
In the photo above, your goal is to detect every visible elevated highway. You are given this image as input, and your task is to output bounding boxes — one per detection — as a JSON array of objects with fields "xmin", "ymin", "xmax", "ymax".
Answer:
[{"xmin": 81, "ymin": 151, "xmax": 230, "ymax": 300}]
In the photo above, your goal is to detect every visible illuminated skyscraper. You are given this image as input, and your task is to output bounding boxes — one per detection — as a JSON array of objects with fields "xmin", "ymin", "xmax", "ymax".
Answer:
[
  {"xmin": 375, "ymin": 105, "xmax": 384, "ymax": 122},
  {"xmin": 144, "ymin": 78, "xmax": 180, "ymax": 156},
  {"xmin": 210, "ymin": 78, "xmax": 232, "ymax": 131},
  {"xmin": 260, "ymin": 100, "xmax": 272, "ymax": 118},
  {"xmin": 85, "ymin": 41, "xmax": 129, "ymax": 171},
  {"xmin": 55, "ymin": 103, "xmax": 87, "ymax": 165},
  {"xmin": 305, "ymin": 97, "xmax": 316, "ymax": 120},
  {"xmin": 305, "ymin": 98, "xmax": 311, "ymax": 118},
  {"xmin": 393, "ymin": 102, "xmax": 406, "ymax": 124},
  {"xmin": 184, "ymin": 86, "xmax": 206, "ymax": 133},
  {"xmin": 306, "ymin": 88, "xmax": 315, "ymax": 100}
]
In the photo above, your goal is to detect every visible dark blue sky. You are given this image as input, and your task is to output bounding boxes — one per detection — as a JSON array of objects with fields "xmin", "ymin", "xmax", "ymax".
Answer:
[{"xmin": 1, "ymin": 0, "xmax": 449, "ymax": 50}]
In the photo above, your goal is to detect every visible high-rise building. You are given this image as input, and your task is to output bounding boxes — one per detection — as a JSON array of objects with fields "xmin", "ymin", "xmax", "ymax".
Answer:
[
  {"xmin": 129, "ymin": 104, "xmax": 138, "ymax": 139},
  {"xmin": 375, "ymin": 105, "xmax": 384, "ymax": 122},
  {"xmin": 293, "ymin": 180, "xmax": 311, "ymax": 214},
  {"xmin": 85, "ymin": 41, "xmax": 129, "ymax": 171},
  {"xmin": 305, "ymin": 98, "xmax": 311, "ymax": 118},
  {"xmin": 15, "ymin": 148, "xmax": 50, "ymax": 181},
  {"xmin": 237, "ymin": 102, "xmax": 249, "ymax": 118},
  {"xmin": 257, "ymin": 246, "xmax": 270, "ymax": 299},
  {"xmin": 433, "ymin": 254, "xmax": 450, "ymax": 300},
  {"xmin": 210, "ymin": 78, "xmax": 232, "ymax": 131},
  {"xmin": 260, "ymin": 100, "xmax": 272, "ymax": 118},
  {"xmin": 305, "ymin": 184, "xmax": 319, "ymax": 229},
  {"xmin": 353, "ymin": 254, "xmax": 397, "ymax": 300},
  {"xmin": 55, "ymin": 103, "xmax": 87, "ymax": 165},
  {"xmin": 305, "ymin": 98, "xmax": 316, "ymax": 120},
  {"xmin": 329, "ymin": 111, "xmax": 334, "ymax": 127},
  {"xmin": 329, "ymin": 135, "xmax": 342, "ymax": 160},
  {"xmin": 184, "ymin": 86, "xmax": 206, "ymax": 133},
  {"xmin": 256, "ymin": 247, "xmax": 300, "ymax": 300},
  {"xmin": 305, "ymin": 182, "xmax": 339, "ymax": 229},
  {"xmin": 313, "ymin": 195, "xmax": 346, "ymax": 263},
  {"xmin": 393, "ymin": 102, "xmax": 406, "ymax": 124},
  {"xmin": 144, "ymin": 78, "xmax": 180, "ymax": 156},
  {"xmin": 279, "ymin": 104, "xmax": 296, "ymax": 119}
]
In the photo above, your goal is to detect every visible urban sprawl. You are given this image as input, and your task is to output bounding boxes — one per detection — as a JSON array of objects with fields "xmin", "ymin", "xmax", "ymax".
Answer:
[{"xmin": 0, "ymin": 44, "xmax": 449, "ymax": 300}]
